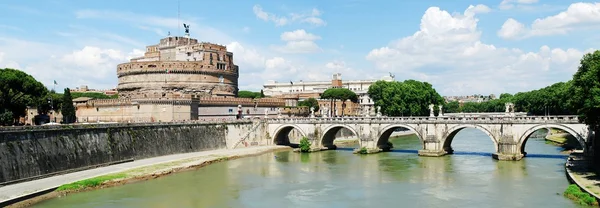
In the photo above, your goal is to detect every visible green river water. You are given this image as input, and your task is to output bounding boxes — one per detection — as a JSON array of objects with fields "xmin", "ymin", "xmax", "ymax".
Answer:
[{"xmin": 33, "ymin": 129, "xmax": 588, "ymax": 208}]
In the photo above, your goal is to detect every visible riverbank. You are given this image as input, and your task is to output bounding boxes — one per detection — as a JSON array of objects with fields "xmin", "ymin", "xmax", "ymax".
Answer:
[
  {"xmin": 565, "ymin": 152, "xmax": 600, "ymax": 206},
  {"xmin": 1, "ymin": 146, "xmax": 291, "ymax": 208}
]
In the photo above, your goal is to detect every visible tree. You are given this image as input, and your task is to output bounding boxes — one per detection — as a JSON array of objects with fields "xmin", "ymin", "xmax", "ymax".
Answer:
[
  {"xmin": 260, "ymin": 89, "xmax": 265, "ymax": 98},
  {"xmin": 321, "ymin": 88, "xmax": 357, "ymax": 117},
  {"xmin": 368, "ymin": 80, "xmax": 443, "ymax": 116},
  {"xmin": 299, "ymin": 137, "xmax": 311, "ymax": 152},
  {"xmin": 444, "ymin": 101, "xmax": 460, "ymax": 113},
  {"xmin": 37, "ymin": 91, "xmax": 63, "ymax": 115},
  {"xmin": 238, "ymin": 90, "xmax": 262, "ymax": 98},
  {"xmin": 61, "ymin": 88, "xmax": 76, "ymax": 124},
  {"xmin": 0, "ymin": 68, "xmax": 48, "ymax": 125},
  {"xmin": 570, "ymin": 50, "xmax": 600, "ymax": 162},
  {"xmin": 298, "ymin": 98, "xmax": 319, "ymax": 112}
]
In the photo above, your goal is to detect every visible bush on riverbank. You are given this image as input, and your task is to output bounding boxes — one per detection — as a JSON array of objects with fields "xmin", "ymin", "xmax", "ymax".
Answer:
[
  {"xmin": 564, "ymin": 184, "xmax": 598, "ymax": 206},
  {"xmin": 358, "ymin": 147, "xmax": 368, "ymax": 154},
  {"xmin": 299, "ymin": 137, "xmax": 311, "ymax": 152}
]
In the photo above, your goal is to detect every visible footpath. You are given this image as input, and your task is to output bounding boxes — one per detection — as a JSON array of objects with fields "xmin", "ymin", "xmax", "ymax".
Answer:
[
  {"xmin": 565, "ymin": 152, "xmax": 600, "ymax": 200},
  {"xmin": 0, "ymin": 146, "xmax": 289, "ymax": 207}
]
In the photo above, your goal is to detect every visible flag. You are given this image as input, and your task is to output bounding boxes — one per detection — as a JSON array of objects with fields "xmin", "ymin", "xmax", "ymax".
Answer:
[
  {"xmin": 166, "ymin": 69, "xmax": 170, "ymax": 74},
  {"xmin": 290, "ymin": 81, "xmax": 293, "ymax": 85},
  {"xmin": 53, "ymin": 80, "xmax": 58, "ymax": 85}
]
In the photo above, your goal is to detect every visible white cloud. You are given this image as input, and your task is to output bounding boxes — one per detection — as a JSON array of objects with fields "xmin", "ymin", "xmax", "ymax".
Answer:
[
  {"xmin": 253, "ymin": 5, "xmax": 326, "ymax": 27},
  {"xmin": 273, "ymin": 30, "xmax": 322, "ymax": 53},
  {"xmin": 499, "ymin": 0, "xmax": 539, "ymax": 10},
  {"xmin": 497, "ymin": 18, "xmax": 526, "ymax": 39},
  {"xmin": 498, "ymin": 3, "xmax": 600, "ymax": 39},
  {"xmin": 280, "ymin": 30, "xmax": 321, "ymax": 41},
  {"xmin": 226, "ymin": 42, "xmax": 266, "ymax": 70},
  {"xmin": 366, "ymin": 4, "xmax": 594, "ymax": 95}
]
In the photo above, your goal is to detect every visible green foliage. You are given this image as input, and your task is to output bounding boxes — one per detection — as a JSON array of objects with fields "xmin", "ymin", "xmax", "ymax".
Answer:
[
  {"xmin": 447, "ymin": 82, "xmax": 574, "ymax": 115},
  {"xmin": 71, "ymin": 92, "xmax": 114, "ymax": 99},
  {"xmin": 321, "ymin": 88, "xmax": 358, "ymax": 102},
  {"xmin": 299, "ymin": 137, "xmax": 311, "ymax": 152},
  {"xmin": 0, "ymin": 68, "xmax": 48, "ymax": 124},
  {"xmin": 298, "ymin": 98, "xmax": 320, "ymax": 112},
  {"xmin": 37, "ymin": 92, "xmax": 63, "ymax": 115},
  {"xmin": 358, "ymin": 147, "xmax": 368, "ymax": 154},
  {"xmin": 61, "ymin": 88, "xmax": 76, "ymax": 124},
  {"xmin": 321, "ymin": 88, "xmax": 357, "ymax": 116},
  {"xmin": 564, "ymin": 184, "xmax": 598, "ymax": 206},
  {"xmin": 0, "ymin": 110, "xmax": 14, "ymax": 126},
  {"xmin": 238, "ymin": 90, "xmax": 263, "ymax": 98},
  {"xmin": 57, "ymin": 173, "xmax": 127, "ymax": 191},
  {"xmin": 570, "ymin": 50, "xmax": 600, "ymax": 129},
  {"xmin": 368, "ymin": 80, "xmax": 443, "ymax": 116}
]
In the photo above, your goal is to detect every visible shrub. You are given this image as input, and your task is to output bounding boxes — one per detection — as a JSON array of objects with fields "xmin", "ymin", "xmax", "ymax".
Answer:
[
  {"xmin": 564, "ymin": 184, "xmax": 598, "ymax": 206},
  {"xmin": 299, "ymin": 137, "xmax": 311, "ymax": 152},
  {"xmin": 358, "ymin": 147, "xmax": 368, "ymax": 154}
]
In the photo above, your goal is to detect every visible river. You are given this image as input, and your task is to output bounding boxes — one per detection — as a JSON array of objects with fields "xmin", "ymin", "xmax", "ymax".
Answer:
[{"xmin": 33, "ymin": 128, "xmax": 587, "ymax": 208}]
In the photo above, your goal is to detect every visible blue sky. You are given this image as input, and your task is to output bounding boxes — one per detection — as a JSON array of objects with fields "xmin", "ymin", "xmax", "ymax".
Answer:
[{"xmin": 0, "ymin": 0, "xmax": 598, "ymax": 96}]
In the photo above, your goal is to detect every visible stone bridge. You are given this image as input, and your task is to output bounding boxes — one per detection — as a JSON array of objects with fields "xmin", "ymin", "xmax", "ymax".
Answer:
[{"xmin": 266, "ymin": 115, "xmax": 591, "ymax": 160}]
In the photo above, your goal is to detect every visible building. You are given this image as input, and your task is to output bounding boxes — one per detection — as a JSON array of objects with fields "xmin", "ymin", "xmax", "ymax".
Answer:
[
  {"xmin": 72, "ymin": 31, "xmax": 285, "ymax": 123},
  {"xmin": 70, "ymin": 85, "xmax": 118, "ymax": 96},
  {"xmin": 263, "ymin": 73, "xmax": 394, "ymax": 116},
  {"xmin": 117, "ymin": 35, "xmax": 239, "ymax": 99}
]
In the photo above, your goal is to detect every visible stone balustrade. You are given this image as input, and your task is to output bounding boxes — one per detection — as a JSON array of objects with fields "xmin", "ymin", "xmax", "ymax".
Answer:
[{"xmin": 267, "ymin": 115, "xmax": 581, "ymax": 124}]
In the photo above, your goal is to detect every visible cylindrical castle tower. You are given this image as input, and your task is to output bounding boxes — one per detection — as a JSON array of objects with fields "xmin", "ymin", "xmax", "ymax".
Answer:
[{"xmin": 117, "ymin": 36, "xmax": 239, "ymax": 99}]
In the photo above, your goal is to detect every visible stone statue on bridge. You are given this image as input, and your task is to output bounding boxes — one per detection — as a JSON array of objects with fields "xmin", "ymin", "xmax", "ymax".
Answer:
[
  {"xmin": 264, "ymin": 108, "xmax": 269, "ymax": 118},
  {"xmin": 438, "ymin": 105, "xmax": 443, "ymax": 117},
  {"xmin": 310, "ymin": 107, "xmax": 315, "ymax": 118},
  {"xmin": 364, "ymin": 106, "xmax": 370, "ymax": 117},
  {"xmin": 429, "ymin": 104, "xmax": 435, "ymax": 117},
  {"xmin": 322, "ymin": 107, "xmax": 328, "ymax": 118},
  {"xmin": 277, "ymin": 108, "xmax": 282, "ymax": 118},
  {"xmin": 376, "ymin": 106, "xmax": 382, "ymax": 117}
]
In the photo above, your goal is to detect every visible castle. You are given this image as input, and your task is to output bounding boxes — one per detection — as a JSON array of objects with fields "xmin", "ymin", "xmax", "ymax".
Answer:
[{"xmin": 73, "ymin": 32, "xmax": 286, "ymax": 123}]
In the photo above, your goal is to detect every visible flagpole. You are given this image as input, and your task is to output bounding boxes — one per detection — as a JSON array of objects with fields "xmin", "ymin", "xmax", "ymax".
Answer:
[{"xmin": 51, "ymin": 81, "xmax": 56, "ymax": 123}]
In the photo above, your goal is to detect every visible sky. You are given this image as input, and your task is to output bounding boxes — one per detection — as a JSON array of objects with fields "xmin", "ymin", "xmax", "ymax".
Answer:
[{"xmin": 0, "ymin": 0, "xmax": 598, "ymax": 96}]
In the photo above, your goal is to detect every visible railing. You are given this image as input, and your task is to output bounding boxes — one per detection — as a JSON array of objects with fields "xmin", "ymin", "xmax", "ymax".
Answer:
[
  {"xmin": 0, "ymin": 118, "xmax": 247, "ymax": 132},
  {"xmin": 265, "ymin": 115, "xmax": 582, "ymax": 124}
]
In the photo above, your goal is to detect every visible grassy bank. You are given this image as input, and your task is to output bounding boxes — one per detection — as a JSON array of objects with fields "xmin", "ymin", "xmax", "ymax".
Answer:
[{"xmin": 564, "ymin": 184, "xmax": 599, "ymax": 206}]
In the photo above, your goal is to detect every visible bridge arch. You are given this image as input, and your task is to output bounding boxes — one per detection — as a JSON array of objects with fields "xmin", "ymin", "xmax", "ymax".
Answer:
[
  {"xmin": 443, "ymin": 124, "xmax": 499, "ymax": 153},
  {"xmin": 272, "ymin": 124, "xmax": 307, "ymax": 146},
  {"xmin": 378, "ymin": 124, "xmax": 423, "ymax": 150},
  {"xmin": 321, "ymin": 124, "xmax": 359, "ymax": 149},
  {"xmin": 518, "ymin": 124, "xmax": 586, "ymax": 155}
]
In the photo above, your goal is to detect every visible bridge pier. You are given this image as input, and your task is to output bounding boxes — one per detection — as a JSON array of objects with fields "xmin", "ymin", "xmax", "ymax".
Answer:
[{"xmin": 418, "ymin": 135, "xmax": 449, "ymax": 157}]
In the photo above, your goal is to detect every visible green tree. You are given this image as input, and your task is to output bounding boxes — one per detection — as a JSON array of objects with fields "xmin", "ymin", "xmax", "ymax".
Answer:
[
  {"xmin": 37, "ymin": 91, "xmax": 63, "ymax": 115},
  {"xmin": 260, "ymin": 89, "xmax": 265, "ymax": 97},
  {"xmin": 299, "ymin": 137, "xmax": 311, "ymax": 152},
  {"xmin": 0, "ymin": 68, "xmax": 48, "ymax": 125},
  {"xmin": 298, "ymin": 98, "xmax": 320, "ymax": 112},
  {"xmin": 238, "ymin": 90, "xmax": 262, "ymax": 98},
  {"xmin": 570, "ymin": 50, "xmax": 600, "ymax": 162},
  {"xmin": 61, "ymin": 88, "xmax": 76, "ymax": 124},
  {"xmin": 368, "ymin": 80, "xmax": 443, "ymax": 116},
  {"xmin": 321, "ymin": 88, "xmax": 357, "ymax": 117},
  {"xmin": 444, "ymin": 101, "xmax": 460, "ymax": 113}
]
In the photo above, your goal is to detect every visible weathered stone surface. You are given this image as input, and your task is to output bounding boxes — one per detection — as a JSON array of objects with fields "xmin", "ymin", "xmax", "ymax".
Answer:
[{"xmin": 0, "ymin": 121, "xmax": 263, "ymax": 183}]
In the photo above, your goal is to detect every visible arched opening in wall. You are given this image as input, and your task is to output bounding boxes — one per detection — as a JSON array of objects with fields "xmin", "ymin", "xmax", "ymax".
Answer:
[
  {"xmin": 321, "ymin": 126, "xmax": 358, "ymax": 150},
  {"xmin": 273, "ymin": 126, "xmax": 305, "ymax": 148},
  {"xmin": 443, "ymin": 125, "xmax": 496, "ymax": 155},
  {"xmin": 520, "ymin": 125, "xmax": 584, "ymax": 157},
  {"xmin": 377, "ymin": 125, "xmax": 422, "ymax": 152}
]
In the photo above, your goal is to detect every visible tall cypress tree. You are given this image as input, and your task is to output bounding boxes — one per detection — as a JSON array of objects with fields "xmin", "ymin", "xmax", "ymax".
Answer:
[{"xmin": 61, "ymin": 88, "xmax": 76, "ymax": 123}]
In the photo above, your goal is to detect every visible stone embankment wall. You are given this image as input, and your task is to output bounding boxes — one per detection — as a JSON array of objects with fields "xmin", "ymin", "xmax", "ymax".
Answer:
[{"xmin": 0, "ymin": 121, "xmax": 265, "ymax": 184}]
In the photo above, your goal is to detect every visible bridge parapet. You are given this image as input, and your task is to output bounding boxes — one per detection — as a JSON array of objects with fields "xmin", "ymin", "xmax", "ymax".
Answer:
[{"xmin": 267, "ymin": 115, "xmax": 581, "ymax": 124}]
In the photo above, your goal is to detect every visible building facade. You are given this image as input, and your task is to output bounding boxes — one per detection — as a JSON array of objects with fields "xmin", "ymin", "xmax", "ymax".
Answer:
[
  {"xmin": 117, "ymin": 35, "xmax": 239, "ymax": 99},
  {"xmin": 263, "ymin": 73, "xmax": 394, "ymax": 116}
]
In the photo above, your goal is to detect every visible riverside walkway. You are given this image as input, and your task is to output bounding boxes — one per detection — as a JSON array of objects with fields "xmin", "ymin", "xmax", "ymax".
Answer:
[{"xmin": 0, "ymin": 146, "xmax": 287, "ymax": 207}]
